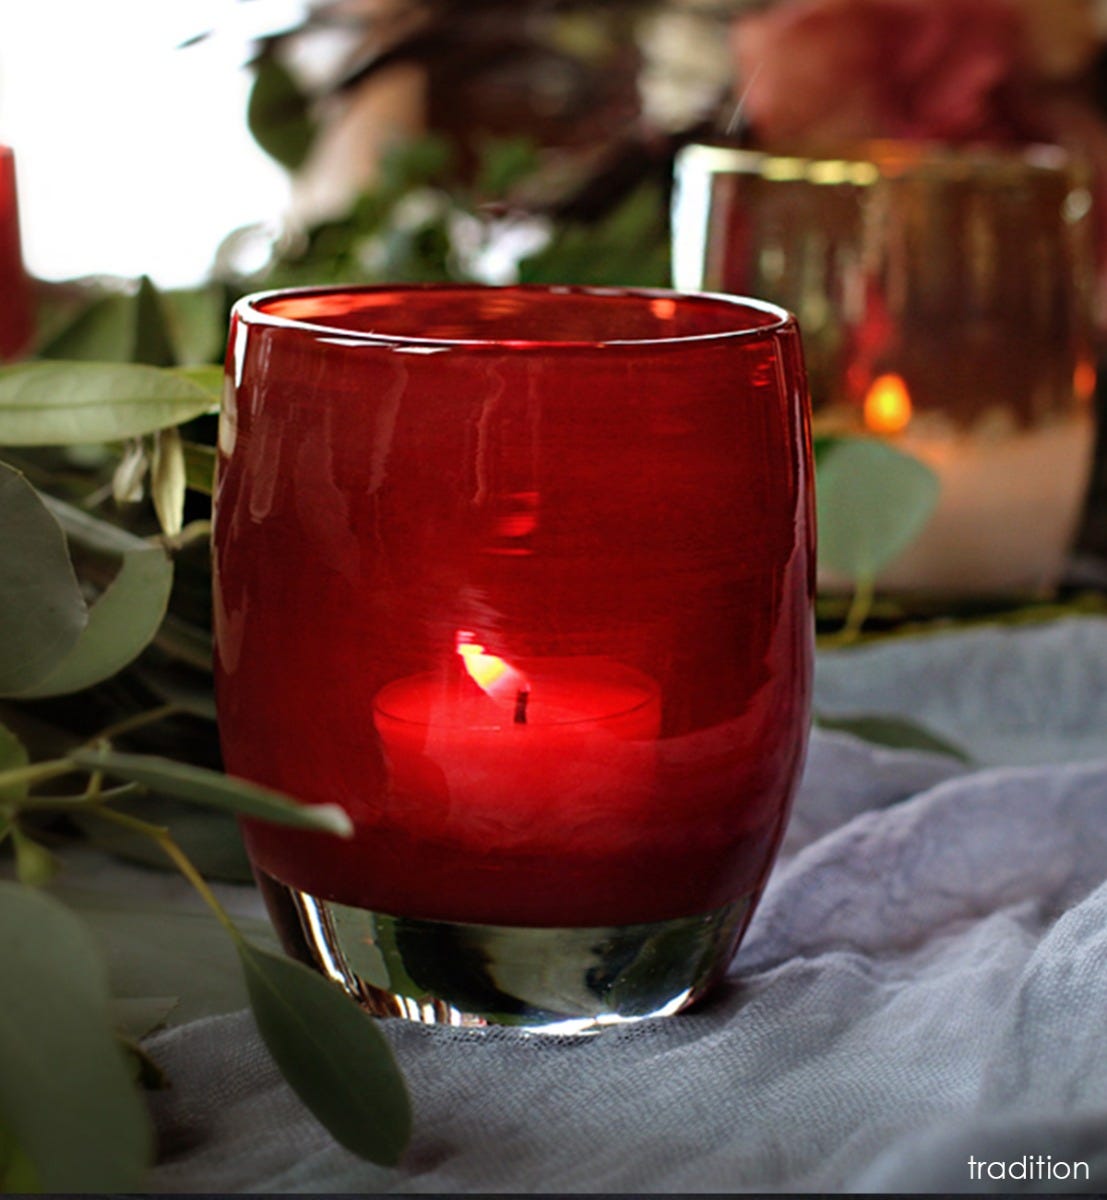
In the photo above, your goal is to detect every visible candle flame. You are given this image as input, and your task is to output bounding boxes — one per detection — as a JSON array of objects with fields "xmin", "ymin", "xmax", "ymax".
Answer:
[
  {"xmin": 1074, "ymin": 358, "xmax": 1097, "ymax": 403},
  {"xmin": 863, "ymin": 373, "xmax": 912, "ymax": 435},
  {"xmin": 456, "ymin": 634, "xmax": 529, "ymax": 702}
]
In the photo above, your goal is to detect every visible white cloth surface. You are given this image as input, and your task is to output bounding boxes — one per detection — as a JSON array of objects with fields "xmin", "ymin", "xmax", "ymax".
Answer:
[{"xmin": 142, "ymin": 617, "xmax": 1107, "ymax": 1193}]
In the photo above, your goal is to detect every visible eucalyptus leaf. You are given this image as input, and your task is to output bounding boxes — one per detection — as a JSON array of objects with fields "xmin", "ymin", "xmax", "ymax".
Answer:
[
  {"xmin": 119, "ymin": 1036, "xmax": 171, "ymax": 1091},
  {"xmin": 812, "ymin": 433, "xmax": 841, "ymax": 466},
  {"xmin": 474, "ymin": 136, "xmax": 540, "ymax": 199},
  {"xmin": 132, "ymin": 275, "xmax": 177, "ymax": 368},
  {"xmin": 816, "ymin": 713, "xmax": 973, "ymax": 763},
  {"xmin": 69, "ymin": 748, "xmax": 354, "ymax": 836},
  {"xmin": 0, "ymin": 882, "xmax": 153, "ymax": 1190},
  {"xmin": 54, "ymin": 885, "xmax": 276, "ymax": 1025},
  {"xmin": 248, "ymin": 54, "xmax": 316, "ymax": 170},
  {"xmin": 182, "ymin": 440, "xmax": 216, "ymax": 495},
  {"xmin": 163, "ymin": 285, "xmax": 228, "ymax": 366},
  {"xmin": 41, "ymin": 490, "xmax": 152, "ymax": 557},
  {"xmin": 10, "ymin": 547, "xmax": 173, "ymax": 699},
  {"xmin": 0, "ymin": 723, "xmax": 28, "ymax": 801},
  {"xmin": 37, "ymin": 292, "xmax": 135, "ymax": 363},
  {"xmin": 75, "ymin": 796, "xmax": 253, "ymax": 883},
  {"xmin": 38, "ymin": 278, "xmax": 178, "ymax": 367},
  {"xmin": 0, "ymin": 1121, "xmax": 39, "ymax": 1192},
  {"xmin": 0, "ymin": 361, "xmax": 217, "ymax": 446},
  {"xmin": 237, "ymin": 939, "xmax": 411, "ymax": 1164},
  {"xmin": 171, "ymin": 363, "xmax": 224, "ymax": 399},
  {"xmin": 11, "ymin": 828, "xmax": 60, "ymax": 886},
  {"xmin": 0, "ymin": 462, "xmax": 88, "ymax": 692},
  {"xmin": 109, "ymin": 996, "xmax": 180, "ymax": 1040},
  {"xmin": 816, "ymin": 436, "xmax": 940, "ymax": 581},
  {"xmin": 151, "ymin": 426, "xmax": 186, "ymax": 536}
]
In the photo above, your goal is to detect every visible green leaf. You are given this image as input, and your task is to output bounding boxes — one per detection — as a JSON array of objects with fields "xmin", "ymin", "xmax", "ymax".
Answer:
[
  {"xmin": 38, "ymin": 292, "xmax": 135, "ymax": 362},
  {"xmin": 11, "ymin": 828, "xmax": 60, "ymax": 886},
  {"xmin": 132, "ymin": 275, "xmax": 177, "ymax": 367},
  {"xmin": 816, "ymin": 436, "xmax": 940, "ymax": 581},
  {"xmin": 75, "ymin": 796, "xmax": 253, "ymax": 882},
  {"xmin": 117, "ymin": 1036, "xmax": 171, "ymax": 1094},
  {"xmin": 162, "ymin": 284, "xmax": 228, "ymax": 366},
  {"xmin": 171, "ymin": 363, "xmax": 224, "ymax": 399},
  {"xmin": 0, "ymin": 462, "xmax": 88, "ymax": 692},
  {"xmin": 41, "ymin": 490, "xmax": 151, "ymax": 557},
  {"xmin": 182, "ymin": 440, "xmax": 216, "ymax": 495},
  {"xmin": 10, "ymin": 547, "xmax": 173, "ymax": 698},
  {"xmin": 53, "ymin": 885, "xmax": 276, "ymax": 1025},
  {"xmin": 68, "ymin": 748, "xmax": 354, "ymax": 835},
  {"xmin": 0, "ymin": 1121, "xmax": 39, "ymax": 1192},
  {"xmin": 109, "ymin": 996, "xmax": 179, "ymax": 1040},
  {"xmin": 247, "ymin": 54, "xmax": 315, "ymax": 170},
  {"xmin": 237, "ymin": 939, "xmax": 411, "ymax": 1164},
  {"xmin": 519, "ymin": 184, "xmax": 669, "ymax": 287},
  {"xmin": 118, "ymin": 1035, "xmax": 171, "ymax": 1091},
  {"xmin": 474, "ymin": 136, "xmax": 540, "ymax": 199},
  {"xmin": 812, "ymin": 433, "xmax": 841, "ymax": 466},
  {"xmin": 38, "ymin": 279, "xmax": 178, "ymax": 368},
  {"xmin": 0, "ymin": 723, "xmax": 29, "ymax": 802},
  {"xmin": 0, "ymin": 882, "xmax": 153, "ymax": 1190},
  {"xmin": 816, "ymin": 712, "xmax": 972, "ymax": 762},
  {"xmin": 0, "ymin": 361, "xmax": 217, "ymax": 446}
]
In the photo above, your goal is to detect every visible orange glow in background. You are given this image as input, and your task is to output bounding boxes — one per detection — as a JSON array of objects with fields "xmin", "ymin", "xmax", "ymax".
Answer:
[{"xmin": 864, "ymin": 373, "xmax": 913, "ymax": 435}]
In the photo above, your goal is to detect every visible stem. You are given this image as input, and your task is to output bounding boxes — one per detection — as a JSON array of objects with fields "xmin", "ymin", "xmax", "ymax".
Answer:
[
  {"xmin": 84, "ymin": 704, "xmax": 179, "ymax": 749},
  {"xmin": 154, "ymin": 614, "xmax": 214, "ymax": 673},
  {"xmin": 15, "ymin": 783, "xmax": 140, "ymax": 812},
  {"xmin": 90, "ymin": 805, "xmax": 242, "ymax": 941},
  {"xmin": 838, "ymin": 573, "xmax": 876, "ymax": 645},
  {"xmin": 80, "ymin": 481, "xmax": 115, "ymax": 511},
  {"xmin": 0, "ymin": 759, "xmax": 77, "ymax": 792},
  {"xmin": 161, "ymin": 519, "xmax": 212, "ymax": 553}
]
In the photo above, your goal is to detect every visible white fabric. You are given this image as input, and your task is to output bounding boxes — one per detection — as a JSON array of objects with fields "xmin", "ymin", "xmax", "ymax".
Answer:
[{"xmin": 140, "ymin": 617, "xmax": 1107, "ymax": 1193}]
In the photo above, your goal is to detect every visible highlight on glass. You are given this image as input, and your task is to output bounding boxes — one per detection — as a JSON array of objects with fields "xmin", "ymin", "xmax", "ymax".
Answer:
[{"xmin": 213, "ymin": 283, "xmax": 815, "ymax": 1033}]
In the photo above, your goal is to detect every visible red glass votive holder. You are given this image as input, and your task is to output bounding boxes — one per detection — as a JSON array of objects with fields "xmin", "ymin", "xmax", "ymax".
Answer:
[
  {"xmin": 0, "ymin": 147, "xmax": 34, "ymax": 361},
  {"xmin": 214, "ymin": 284, "xmax": 815, "ymax": 1033}
]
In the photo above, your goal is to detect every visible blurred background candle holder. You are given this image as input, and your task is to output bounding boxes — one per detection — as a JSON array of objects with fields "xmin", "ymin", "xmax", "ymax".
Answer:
[
  {"xmin": 0, "ymin": 145, "xmax": 35, "ymax": 361},
  {"xmin": 673, "ymin": 139, "xmax": 1098, "ymax": 596}
]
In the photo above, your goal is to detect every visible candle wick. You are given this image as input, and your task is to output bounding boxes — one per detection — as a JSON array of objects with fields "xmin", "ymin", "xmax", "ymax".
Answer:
[{"xmin": 513, "ymin": 687, "xmax": 530, "ymax": 725}]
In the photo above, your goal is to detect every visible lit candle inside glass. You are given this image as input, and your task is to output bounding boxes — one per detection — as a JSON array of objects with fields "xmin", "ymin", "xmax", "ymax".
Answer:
[{"xmin": 373, "ymin": 635, "xmax": 662, "ymax": 846}]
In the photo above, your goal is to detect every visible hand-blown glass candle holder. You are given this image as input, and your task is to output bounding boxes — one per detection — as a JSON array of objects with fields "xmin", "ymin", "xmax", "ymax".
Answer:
[
  {"xmin": 673, "ymin": 141, "xmax": 1097, "ymax": 594},
  {"xmin": 214, "ymin": 284, "xmax": 814, "ymax": 1033}
]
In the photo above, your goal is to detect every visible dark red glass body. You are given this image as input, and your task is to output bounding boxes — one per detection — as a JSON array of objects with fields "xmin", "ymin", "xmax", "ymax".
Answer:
[
  {"xmin": 214, "ymin": 285, "xmax": 814, "ymax": 928},
  {"xmin": 0, "ymin": 147, "xmax": 33, "ymax": 361}
]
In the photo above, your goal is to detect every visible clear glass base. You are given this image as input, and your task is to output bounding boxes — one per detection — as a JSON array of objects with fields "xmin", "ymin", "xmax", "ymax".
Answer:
[{"xmin": 256, "ymin": 869, "xmax": 753, "ymax": 1035}]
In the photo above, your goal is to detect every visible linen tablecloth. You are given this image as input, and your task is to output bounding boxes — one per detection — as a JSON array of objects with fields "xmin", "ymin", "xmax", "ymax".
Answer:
[{"xmin": 91, "ymin": 616, "xmax": 1107, "ymax": 1192}]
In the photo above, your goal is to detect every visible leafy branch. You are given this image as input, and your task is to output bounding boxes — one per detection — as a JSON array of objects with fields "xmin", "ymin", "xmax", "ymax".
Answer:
[{"xmin": 0, "ymin": 316, "xmax": 411, "ymax": 1190}]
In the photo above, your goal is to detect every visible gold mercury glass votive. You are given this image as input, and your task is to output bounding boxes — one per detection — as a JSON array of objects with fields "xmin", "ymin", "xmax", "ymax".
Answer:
[{"xmin": 673, "ymin": 140, "xmax": 1098, "ymax": 594}]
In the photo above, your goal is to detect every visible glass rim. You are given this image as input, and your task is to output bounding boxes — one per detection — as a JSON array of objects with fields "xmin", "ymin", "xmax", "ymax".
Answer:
[
  {"xmin": 676, "ymin": 138, "xmax": 1084, "ymax": 187},
  {"xmin": 232, "ymin": 283, "xmax": 795, "ymax": 350}
]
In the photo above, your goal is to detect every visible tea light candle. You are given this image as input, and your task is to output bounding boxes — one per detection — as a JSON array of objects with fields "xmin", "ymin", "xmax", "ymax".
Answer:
[
  {"xmin": 880, "ymin": 415, "xmax": 1093, "ymax": 593},
  {"xmin": 373, "ymin": 637, "xmax": 662, "ymax": 846},
  {"xmin": 852, "ymin": 374, "xmax": 1095, "ymax": 592}
]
